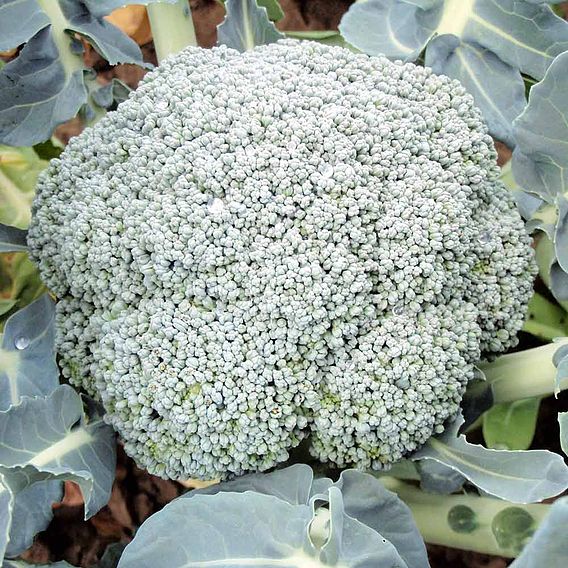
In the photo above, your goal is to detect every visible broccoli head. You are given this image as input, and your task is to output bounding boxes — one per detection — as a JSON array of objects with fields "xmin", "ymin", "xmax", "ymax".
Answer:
[{"xmin": 28, "ymin": 40, "xmax": 536, "ymax": 480}]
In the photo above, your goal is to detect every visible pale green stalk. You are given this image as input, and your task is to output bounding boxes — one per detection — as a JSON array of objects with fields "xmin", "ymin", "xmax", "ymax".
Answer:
[
  {"xmin": 36, "ymin": 0, "xmax": 84, "ymax": 78},
  {"xmin": 147, "ymin": 1, "xmax": 197, "ymax": 63},
  {"xmin": 381, "ymin": 477, "xmax": 550, "ymax": 557},
  {"xmin": 480, "ymin": 339, "xmax": 568, "ymax": 403}
]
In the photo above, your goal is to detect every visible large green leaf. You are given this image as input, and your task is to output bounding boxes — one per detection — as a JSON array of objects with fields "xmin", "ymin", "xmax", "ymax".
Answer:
[
  {"xmin": 413, "ymin": 415, "xmax": 568, "ymax": 503},
  {"xmin": 118, "ymin": 465, "xmax": 427, "ymax": 568},
  {"xmin": 0, "ymin": 0, "xmax": 175, "ymax": 146},
  {"xmin": 189, "ymin": 466, "xmax": 429, "ymax": 568},
  {"xmin": 4, "ymin": 479, "xmax": 63, "ymax": 558},
  {"xmin": 0, "ymin": 385, "xmax": 116, "ymax": 519},
  {"xmin": 0, "ymin": 294, "xmax": 58, "ymax": 411},
  {"xmin": 513, "ymin": 51, "xmax": 568, "ymax": 301},
  {"xmin": 482, "ymin": 399, "xmax": 541, "ymax": 451}
]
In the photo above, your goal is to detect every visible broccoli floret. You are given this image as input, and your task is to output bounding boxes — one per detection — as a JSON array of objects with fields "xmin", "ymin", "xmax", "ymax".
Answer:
[{"xmin": 27, "ymin": 40, "xmax": 536, "ymax": 479}]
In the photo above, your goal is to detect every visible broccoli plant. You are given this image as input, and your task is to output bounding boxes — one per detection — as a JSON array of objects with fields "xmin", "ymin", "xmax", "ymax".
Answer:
[{"xmin": 1, "ymin": 0, "xmax": 568, "ymax": 567}]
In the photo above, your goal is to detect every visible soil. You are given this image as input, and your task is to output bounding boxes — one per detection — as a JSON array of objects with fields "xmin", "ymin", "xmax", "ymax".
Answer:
[{"xmin": 14, "ymin": 1, "xmax": 568, "ymax": 567}]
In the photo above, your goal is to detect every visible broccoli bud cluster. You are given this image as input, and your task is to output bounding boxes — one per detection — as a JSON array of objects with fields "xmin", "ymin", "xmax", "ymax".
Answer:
[{"xmin": 28, "ymin": 40, "xmax": 536, "ymax": 479}]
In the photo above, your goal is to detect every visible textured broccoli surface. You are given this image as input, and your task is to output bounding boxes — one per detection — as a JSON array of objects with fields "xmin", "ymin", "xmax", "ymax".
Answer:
[{"xmin": 28, "ymin": 40, "xmax": 536, "ymax": 480}]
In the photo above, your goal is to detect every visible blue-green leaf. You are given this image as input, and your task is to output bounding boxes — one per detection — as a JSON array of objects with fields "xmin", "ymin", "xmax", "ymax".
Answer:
[
  {"xmin": 0, "ymin": 27, "xmax": 86, "ymax": 147},
  {"xmin": 184, "ymin": 465, "xmax": 428, "ymax": 568},
  {"xmin": 186, "ymin": 462, "xmax": 313, "ymax": 504},
  {"xmin": 327, "ymin": 470, "xmax": 429, "ymax": 568},
  {"xmin": 339, "ymin": 0, "xmax": 435, "ymax": 60},
  {"xmin": 510, "ymin": 496, "xmax": 568, "ymax": 568},
  {"xmin": 417, "ymin": 460, "xmax": 465, "ymax": 494},
  {"xmin": 218, "ymin": 0, "xmax": 284, "ymax": 22},
  {"xmin": 0, "ymin": 385, "xmax": 116, "ymax": 518},
  {"xmin": 553, "ymin": 340, "xmax": 568, "ymax": 394},
  {"xmin": 413, "ymin": 415, "xmax": 568, "ymax": 503},
  {"xmin": 5, "ymin": 480, "xmax": 63, "ymax": 558},
  {"xmin": 0, "ymin": 0, "xmax": 155, "ymax": 146},
  {"xmin": 119, "ymin": 485, "xmax": 407, "ymax": 567},
  {"xmin": 91, "ymin": 79, "xmax": 131, "ymax": 110},
  {"xmin": 559, "ymin": 412, "xmax": 568, "ymax": 457},
  {"xmin": 57, "ymin": 0, "xmax": 146, "ymax": 67},
  {"xmin": 425, "ymin": 36, "xmax": 525, "ymax": 146},
  {"xmin": 513, "ymin": 50, "xmax": 568, "ymax": 203},
  {"xmin": 0, "ymin": 0, "xmax": 48, "ymax": 51},
  {"xmin": 218, "ymin": 0, "xmax": 284, "ymax": 52},
  {"xmin": 0, "ymin": 294, "xmax": 59, "ymax": 411},
  {"xmin": 513, "ymin": 49, "xmax": 568, "ymax": 284},
  {"xmin": 0, "ymin": 224, "xmax": 27, "ymax": 253},
  {"xmin": 0, "ymin": 474, "xmax": 13, "ymax": 561},
  {"xmin": 285, "ymin": 30, "xmax": 355, "ymax": 50}
]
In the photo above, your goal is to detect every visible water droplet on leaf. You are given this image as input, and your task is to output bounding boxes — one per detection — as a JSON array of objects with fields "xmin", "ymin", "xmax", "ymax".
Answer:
[
  {"xmin": 14, "ymin": 336, "xmax": 30, "ymax": 350},
  {"xmin": 478, "ymin": 230, "xmax": 492, "ymax": 244}
]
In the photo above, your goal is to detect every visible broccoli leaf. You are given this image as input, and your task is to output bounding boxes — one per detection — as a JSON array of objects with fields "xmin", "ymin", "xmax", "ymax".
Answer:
[
  {"xmin": 5, "ymin": 479, "xmax": 63, "ymax": 558},
  {"xmin": 413, "ymin": 415, "xmax": 568, "ymax": 503},
  {"xmin": 340, "ymin": 0, "xmax": 568, "ymax": 145},
  {"xmin": 325, "ymin": 470, "xmax": 429, "ymax": 568},
  {"xmin": 217, "ymin": 0, "xmax": 284, "ymax": 22},
  {"xmin": 417, "ymin": 460, "xmax": 466, "ymax": 494},
  {"xmin": 0, "ymin": 385, "xmax": 116, "ymax": 519},
  {"xmin": 218, "ymin": 0, "xmax": 284, "ymax": 52},
  {"xmin": 510, "ymin": 496, "xmax": 568, "ymax": 567},
  {"xmin": 0, "ymin": 0, "xmax": 49, "ymax": 51},
  {"xmin": 523, "ymin": 292, "xmax": 568, "ymax": 341},
  {"xmin": 513, "ymin": 51, "xmax": 568, "ymax": 292},
  {"xmin": 0, "ymin": 474, "xmax": 13, "ymax": 561},
  {"xmin": 559, "ymin": 412, "xmax": 568, "ymax": 457},
  {"xmin": 0, "ymin": 26, "xmax": 87, "ymax": 147},
  {"xmin": 186, "ymin": 462, "xmax": 313, "ymax": 504},
  {"xmin": 0, "ymin": 0, "xmax": 161, "ymax": 146},
  {"xmin": 339, "ymin": 0, "xmax": 434, "ymax": 60},
  {"xmin": 184, "ymin": 465, "xmax": 429, "ymax": 568},
  {"xmin": 0, "ymin": 225, "xmax": 27, "ymax": 253},
  {"xmin": 118, "ymin": 472, "xmax": 411, "ymax": 568},
  {"xmin": 0, "ymin": 294, "xmax": 58, "ymax": 411},
  {"xmin": 482, "ymin": 398, "xmax": 541, "ymax": 451}
]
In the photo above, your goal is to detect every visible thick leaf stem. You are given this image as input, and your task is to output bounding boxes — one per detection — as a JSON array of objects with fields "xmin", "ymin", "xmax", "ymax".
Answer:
[
  {"xmin": 480, "ymin": 339, "xmax": 568, "ymax": 403},
  {"xmin": 381, "ymin": 477, "xmax": 549, "ymax": 558},
  {"xmin": 147, "ymin": 1, "xmax": 197, "ymax": 63},
  {"xmin": 36, "ymin": 0, "xmax": 84, "ymax": 78}
]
